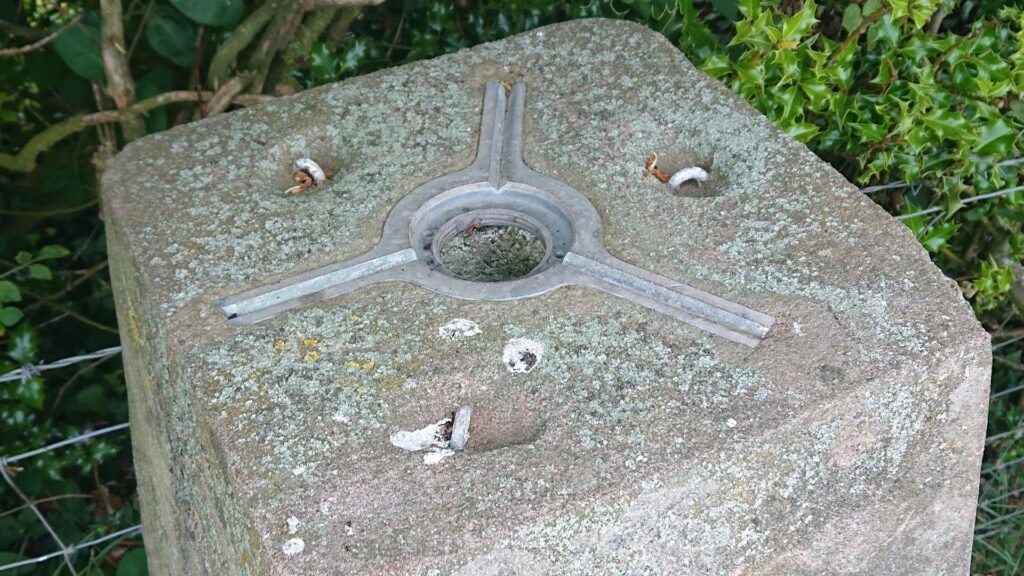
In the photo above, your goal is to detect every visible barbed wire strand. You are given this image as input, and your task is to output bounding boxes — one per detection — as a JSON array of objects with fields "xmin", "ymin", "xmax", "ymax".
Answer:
[
  {"xmin": 0, "ymin": 347, "xmax": 133, "ymax": 574},
  {"xmin": 4, "ymin": 423, "xmax": 130, "ymax": 465},
  {"xmin": 0, "ymin": 346, "xmax": 122, "ymax": 384}
]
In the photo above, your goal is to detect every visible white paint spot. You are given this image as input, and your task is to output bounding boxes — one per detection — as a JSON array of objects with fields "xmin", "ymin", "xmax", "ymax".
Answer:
[
  {"xmin": 439, "ymin": 318, "xmax": 482, "ymax": 340},
  {"xmin": 668, "ymin": 166, "xmax": 709, "ymax": 189},
  {"xmin": 726, "ymin": 418, "xmax": 737, "ymax": 428},
  {"xmin": 793, "ymin": 322, "xmax": 803, "ymax": 335},
  {"xmin": 291, "ymin": 464, "xmax": 306, "ymax": 475},
  {"xmin": 502, "ymin": 338, "xmax": 545, "ymax": 373},
  {"xmin": 319, "ymin": 500, "xmax": 331, "ymax": 515},
  {"xmin": 390, "ymin": 418, "xmax": 451, "ymax": 451},
  {"xmin": 423, "ymin": 448, "xmax": 455, "ymax": 465},
  {"xmin": 286, "ymin": 516, "xmax": 300, "ymax": 534},
  {"xmin": 282, "ymin": 538, "xmax": 305, "ymax": 556}
]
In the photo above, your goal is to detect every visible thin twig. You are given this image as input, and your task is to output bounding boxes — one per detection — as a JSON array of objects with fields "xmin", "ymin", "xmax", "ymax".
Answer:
[
  {"xmin": 0, "ymin": 198, "xmax": 99, "ymax": 217},
  {"xmin": 828, "ymin": 6, "xmax": 891, "ymax": 63},
  {"xmin": 0, "ymin": 494, "xmax": 92, "ymax": 518},
  {"xmin": 0, "ymin": 14, "xmax": 83, "ymax": 56},
  {"xmin": 0, "ymin": 465, "xmax": 78, "ymax": 575},
  {"xmin": 100, "ymin": 0, "xmax": 145, "ymax": 141},
  {"xmin": 0, "ymin": 90, "xmax": 274, "ymax": 172},
  {"xmin": 126, "ymin": 0, "xmax": 154, "ymax": 60}
]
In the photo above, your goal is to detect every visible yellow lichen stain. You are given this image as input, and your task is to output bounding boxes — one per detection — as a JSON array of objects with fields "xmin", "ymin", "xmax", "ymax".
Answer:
[
  {"xmin": 350, "ymin": 313, "xmax": 361, "ymax": 322},
  {"xmin": 304, "ymin": 350, "xmax": 320, "ymax": 361},
  {"xmin": 273, "ymin": 339, "xmax": 290, "ymax": 352},
  {"xmin": 345, "ymin": 359, "xmax": 375, "ymax": 371},
  {"xmin": 127, "ymin": 302, "xmax": 141, "ymax": 344},
  {"xmin": 303, "ymin": 338, "xmax": 319, "ymax": 347}
]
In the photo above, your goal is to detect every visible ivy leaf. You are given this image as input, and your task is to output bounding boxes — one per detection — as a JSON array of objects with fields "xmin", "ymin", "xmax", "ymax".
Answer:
[
  {"xmin": 0, "ymin": 281, "xmax": 21, "ymax": 303},
  {"xmin": 842, "ymin": 4, "xmax": 862, "ymax": 33},
  {"xmin": 14, "ymin": 252, "xmax": 31, "ymax": 265},
  {"xmin": 782, "ymin": 0, "xmax": 817, "ymax": 42},
  {"xmin": 0, "ymin": 307, "xmax": 22, "ymax": 327},
  {"xmin": 146, "ymin": 5, "xmax": 198, "ymax": 68},
  {"xmin": 921, "ymin": 221, "xmax": 958, "ymax": 253},
  {"xmin": 976, "ymin": 118, "xmax": 1017, "ymax": 157},
  {"xmin": 37, "ymin": 245, "xmax": 70, "ymax": 260},
  {"xmin": 51, "ymin": 11, "xmax": 105, "ymax": 82},
  {"xmin": 7, "ymin": 324, "xmax": 37, "ymax": 364},
  {"xmin": 13, "ymin": 377, "xmax": 44, "ymax": 410},
  {"xmin": 169, "ymin": 0, "xmax": 244, "ymax": 27}
]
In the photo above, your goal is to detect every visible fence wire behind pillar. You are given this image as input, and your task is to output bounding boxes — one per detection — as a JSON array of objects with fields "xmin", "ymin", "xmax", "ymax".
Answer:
[
  {"xmin": 0, "ymin": 346, "xmax": 140, "ymax": 575},
  {"xmin": 1, "ymin": 296, "xmax": 1023, "ymax": 571}
]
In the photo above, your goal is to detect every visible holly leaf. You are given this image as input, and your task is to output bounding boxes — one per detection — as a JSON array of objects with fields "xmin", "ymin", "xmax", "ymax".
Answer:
[
  {"xmin": 976, "ymin": 118, "xmax": 1017, "ymax": 157},
  {"xmin": 782, "ymin": 0, "xmax": 817, "ymax": 42}
]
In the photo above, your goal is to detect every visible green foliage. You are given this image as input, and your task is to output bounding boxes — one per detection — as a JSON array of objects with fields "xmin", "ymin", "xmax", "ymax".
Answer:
[
  {"xmin": 2, "ymin": 0, "xmax": 1024, "ymax": 572},
  {"xmin": 168, "ymin": 0, "xmax": 245, "ymax": 27},
  {"xmin": 146, "ymin": 5, "xmax": 199, "ymax": 68},
  {"xmin": 51, "ymin": 10, "xmax": 105, "ymax": 82}
]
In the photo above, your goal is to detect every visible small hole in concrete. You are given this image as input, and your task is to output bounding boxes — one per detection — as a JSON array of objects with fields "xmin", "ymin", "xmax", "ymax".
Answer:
[{"xmin": 438, "ymin": 225, "xmax": 546, "ymax": 282}]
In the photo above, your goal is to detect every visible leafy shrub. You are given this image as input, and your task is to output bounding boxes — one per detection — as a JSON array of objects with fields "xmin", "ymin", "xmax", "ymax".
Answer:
[{"xmin": 1, "ymin": 0, "xmax": 1022, "ymax": 573}]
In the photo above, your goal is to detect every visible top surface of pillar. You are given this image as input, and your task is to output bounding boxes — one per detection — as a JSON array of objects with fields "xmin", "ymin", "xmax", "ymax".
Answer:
[{"xmin": 102, "ymin": 18, "xmax": 988, "ymax": 576}]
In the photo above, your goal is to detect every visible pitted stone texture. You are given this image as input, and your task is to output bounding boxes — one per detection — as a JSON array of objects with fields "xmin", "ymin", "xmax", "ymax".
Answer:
[{"xmin": 102, "ymin": 19, "xmax": 989, "ymax": 576}]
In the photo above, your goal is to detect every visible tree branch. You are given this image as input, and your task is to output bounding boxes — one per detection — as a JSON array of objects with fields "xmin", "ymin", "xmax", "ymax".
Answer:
[
  {"xmin": 99, "ymin": 0, "xmax": 145, "ymax": 141},
  {"xmin": 207, "ymin": 0, "xmax": 278, "ymax": 89},
  {"xmin": 246, "ymin": 0, "xmax": 308, "ymax": 95},
  {"xmin": 0, "ymin": 91, "xmax": 273, "ymax": 173},
  {"xmin": 828, "ymin": 6, "xmax": 891, "ymax": 64},
  {"xmin": 205, "ymin": 75, "xmax": 249, "ymax": 116},
  {"xmin": 0, "ymin": 14, "xmax": 82, "ymax": 56},
  {"xmin": 269, "ymin": 6, "xmax": 349, "ymax": 92}
]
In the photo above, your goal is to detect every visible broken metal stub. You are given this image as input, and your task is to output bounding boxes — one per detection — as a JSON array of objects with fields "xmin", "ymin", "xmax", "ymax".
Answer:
[{"xmin": 214, "ymin": 82, "xmax": 775, "ymax": 346}]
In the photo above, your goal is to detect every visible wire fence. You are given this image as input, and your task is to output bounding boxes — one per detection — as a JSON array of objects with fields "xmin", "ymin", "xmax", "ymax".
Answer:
[
  {"xmin": 0, "ymin": 348, "xmax": 139, "ymax": 575},
  {"xmin": 0, "ymin": 307, "xmax": 1022, "ymax": 570}
]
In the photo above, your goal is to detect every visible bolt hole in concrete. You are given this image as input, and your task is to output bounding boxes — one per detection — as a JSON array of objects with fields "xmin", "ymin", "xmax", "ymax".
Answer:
[{"xmin": 438, "ymin": 224, "xmax": 546, "ymax": 282}]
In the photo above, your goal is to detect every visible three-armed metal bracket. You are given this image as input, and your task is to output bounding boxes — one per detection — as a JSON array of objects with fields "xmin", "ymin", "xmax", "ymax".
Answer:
[{"xmin": 215, "ymin": 82, "xmax": 775, "ymax": 346}]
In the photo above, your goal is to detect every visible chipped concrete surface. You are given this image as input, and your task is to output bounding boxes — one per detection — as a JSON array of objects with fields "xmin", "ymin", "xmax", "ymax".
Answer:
[{"xmin": 102, "ymin": 19, "xmax": 988, "ymax": 576}]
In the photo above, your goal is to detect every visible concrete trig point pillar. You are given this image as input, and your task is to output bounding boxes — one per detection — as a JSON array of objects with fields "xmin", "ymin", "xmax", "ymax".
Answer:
[{"xmin": 103, "ymin": 19, "xmax": 990, "ymax": 576}]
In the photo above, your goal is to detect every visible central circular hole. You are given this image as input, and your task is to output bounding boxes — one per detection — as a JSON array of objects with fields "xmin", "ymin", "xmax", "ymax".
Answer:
[{"xmin": 438, "ymin": 224, "xmax": 546, "ymax": 282}]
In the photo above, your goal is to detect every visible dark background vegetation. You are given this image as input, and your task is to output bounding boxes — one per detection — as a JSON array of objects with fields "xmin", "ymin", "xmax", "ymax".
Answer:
[{"xmin": 1, "ymin": 0, "xmax": 1022, "ymax": 573}]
